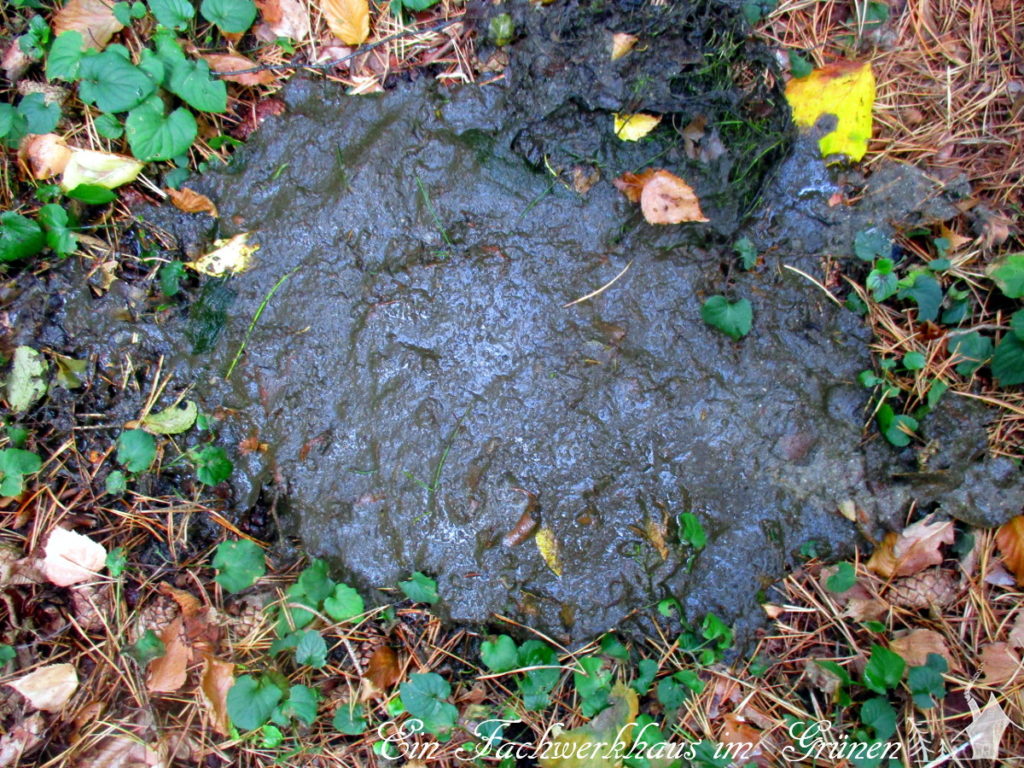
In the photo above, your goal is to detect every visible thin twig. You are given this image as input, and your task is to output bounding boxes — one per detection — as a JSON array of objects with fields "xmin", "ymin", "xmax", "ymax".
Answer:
[{"xmin": 563, "ymin": 260, "xmax": 634, "ymax": 308}]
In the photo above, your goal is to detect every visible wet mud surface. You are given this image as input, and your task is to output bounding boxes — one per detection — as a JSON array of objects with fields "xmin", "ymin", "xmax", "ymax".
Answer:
[{"xmin": 12, "ymin": 0, "xmax": 1021, "ymax": 644}]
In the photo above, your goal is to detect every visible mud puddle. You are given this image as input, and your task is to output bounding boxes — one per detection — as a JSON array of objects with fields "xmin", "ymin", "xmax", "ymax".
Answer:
[{"xmin": 27, "ymin": 0, "xmax": 1023, "ymax": 644}]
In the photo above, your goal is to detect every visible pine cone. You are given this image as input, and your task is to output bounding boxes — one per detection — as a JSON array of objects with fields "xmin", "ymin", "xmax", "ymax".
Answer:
[
  {"xmin": 890, "ymin": 568, "xmax": 959, "ymax": 609},
  {"xmin": 70, "ymin": 584, "xmax": 113, "ymax": 632},
  {"xmin": 131, "ymin": 595, "xmax": 178, "ymax": 643}
]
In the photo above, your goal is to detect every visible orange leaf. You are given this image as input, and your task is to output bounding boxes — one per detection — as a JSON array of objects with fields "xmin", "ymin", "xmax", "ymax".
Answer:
[
  {"xmin": 321, "ymin": 0, "xmax": 369, "ymax": 46},
  {"xmin": 866, "ymin": 532, "xmax": 899, "ymax": 578},
  {"xmin": 611, "ymin": 169, "xmax": 657, "ymax": 203},
  {"xmin": 256, "ymin": 0, "xmax": 311, "ymax": 39},
  {"xmin": 893, "ymin": 515, "xmax": 954, "ymax": 576},
  {"xmin": 365, "ymin": 646, "xmax": 402, "ymax": 692},
  {"xmin": 202, "ymin": 54, "xmax": 277, "ymax": 86},
  {"xmin": 641, "ymin": 170, "xmax": 708, "ymax": 225},
  {"xmin": 980, "ymin": 642, "xmax": 1022, "ymax": 685},
  {"xmin": 610, "ymin": 32, "xmax": 638, "ymax": 61},
  {"xmin": 20, "ymin": 133, "xmax": 71, "ymax": 180},
  {"xmin": 166, "ymin": 187, "xmax": 220, "ymax": 217},
  {"xmin": 53, "ymin": 0, "xmax": 124, "ymax": 51},
  {"xmin": 996, "ymin": 515, "xmax": 1024, "ymax": 585},
  {"xmin": 199, "ymin": 656, "xmax": 235, "ymax": 735},
  {"xmin": 147, "ymin": 616, "xmax": 191, "ymax": 693}
]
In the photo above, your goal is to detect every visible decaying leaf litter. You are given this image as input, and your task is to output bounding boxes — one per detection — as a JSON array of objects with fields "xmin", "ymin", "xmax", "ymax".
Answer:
[{"xmin": 2, "ymin": 1, "xmax": 1024, "ymax": 768}]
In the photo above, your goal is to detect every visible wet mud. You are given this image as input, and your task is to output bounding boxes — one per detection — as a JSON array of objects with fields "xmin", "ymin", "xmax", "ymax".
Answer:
[{"xmin": 14, "ymin": 0, "xmax": 1020, "ymax": 644}]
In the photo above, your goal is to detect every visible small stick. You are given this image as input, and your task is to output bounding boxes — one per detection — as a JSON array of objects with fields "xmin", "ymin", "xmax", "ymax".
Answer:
[
  {"xmin": 783, "ymin": 263, "xmax": 842, "ymax": 306},
  {"xmin": 563, "ymin": 259, "xmax": 634, "ymax": 308}
]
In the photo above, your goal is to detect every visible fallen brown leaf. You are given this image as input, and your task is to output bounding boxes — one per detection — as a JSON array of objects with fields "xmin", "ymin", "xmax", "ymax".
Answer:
[
  {"xmin": 980, "ymin": 642, "xmax": 1022, "ymax": 685},
  {"xmin": 147, "ymin": 616, "xmax": 191, "ymax": 693},
  {"xmin": 996, "ymin": 515, "xmax": 1024, "ymax": 585},
  {"xmin": 322, "ymin": 0, "xmax": 369, "ymax": 46},
  {"xmin": 889, "ymin": 628, "xmax": 955, "ymax": 669},
  {"xmin": 718, "ymin": 713, "xmax": 764, "ymax": 762},
  {"xmin": 202, "ymin": 53, "xmax": 277, "ymax": 86},
  {"xmin": 74, "ymin": 734, "xmax": 162, "ymax": 768},
  {"xmin": 640, "ymin": 170, "xmax": 709, "ymax": 225},
  {"xmin": 365, "ymin": 646, "xmax": 402, "ymax": 692},
  {"xmin": 612, "ymin": 169, "xmax": 657, "ymax": 203},
  {"xmin": 200, "ymin": 656, "xmax": 235, "ymax": 735},
  {"xmin": 1009, "ymin": 610, "xmax": 1024, "ymax": 650},
  {"xmin": 20, "ymin": 133, "xmax": 72, "ymax": 180},
  {"xmin": 256, "ymin": 0, "xmax": 311, "ymax": 39},
  {"xmin": 166, "ymin": 187, "xmax": 219, "ymax": 217},
  {"xmin": 892, "ymin": 515, "xmax": 954, "ymax": 576},
  {"xmin": 0, "ymin": 713, "xmax": 45, "ymax": 766},
  {"xmin": 42, "ymin": 526, "xmax": 107, "ymax": 586},
  {"xmin": 53, "ymin": 0, "xmax": 124, "ymax": 51},
  {"xmin": 7, "ymin": 663, "xmax": 78, "ymax": 712},
  {"xmin": 2, "ymin": 41, "xmax": 32, "ymax": 82}
]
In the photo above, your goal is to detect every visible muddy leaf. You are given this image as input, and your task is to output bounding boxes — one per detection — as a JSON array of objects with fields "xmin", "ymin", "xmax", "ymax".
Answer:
[
  {"xmin": 640, "ymin": 170, "xmax": 708, "ymax": 225},
  {"xmin": 166, "ymin": 187, "xmax": 219, "ymax": 217},
  {"xmin": 980, "ymin": 642, "xmax": 1021, "ymax": 685},
  {"xmin": 784, "ymin": 61, "xmax": 875, "ymax": 161},
  {"xmin": 200, "ymin": 656, "xmax": 235, "ymax": 735},
  {"xmin": 7, "ymin": 346, "xmax": 48, "ymax": 414},
  {"xmin": 256, "ymin": 0, "xmax": 310, "ymax": 39},
  {"xmin": 148, "ymin": 616, "xmax": 191, "ymax": 692},
  {"xmin": 644, "ymin": 517, "xmax": 669, "ymax": 560},
  {"xmin": 0, "ymin": 713, "xmax": 45, "ymax": 766},
  {"xmin": 42, "ymin": 526, "xmax": 106, "ymax": 586},
  {"xmin": 7, "ymin": 663, "xmax": 78, "ymax": 712},
  {"xmin": 892, "ymin": 515, "xmax": 954, "ymax": 576},
  {"xmin": 609, "ymin": 32, "xmax": 637, "ymax": 60},
  {"xmin": 365, "ymin": 646, "xmax": 402, "ymax": 692},
  {"xmin": 995, "ymin": 515, "xmax": 1024, "ymax": 585},
  {"xmin": 20, "ymin": 133, "xmax": 72, "ymax": 180},
  {"xmin": 535, "ymin": 527, "xmax": 562, "ymax": 577},
  {"xmin": 539, "ymin": 683, "xmax": 638, "ymax": 768},
  {"xmin": 186, "ymin": 232, "xmax": 258, "ymax": 276},
  {"xmin": 142, "ymin": 400, "xmax": 198, "ymax": 435},
  {"xmin": 322, "ymin": 0, "xmax": 369, "ymax": 46},
  {"xmin": 502, "ymin": 509, "xmax": 537, "ymax": 547},
  {"xmin": 612, "ymin": 168, "xmax": 656, "ymax": 203},
  {"xmin": 202, "ymin": 53, "xmax": 276, "ymax": 87},
  {"xmin": 889, "ymin": 629, "xmax": 954, "ymax": 670},
  {"xmin": 52, "ymin": 353, "xmax": 87, "ymax": 389},
  {"xmin": 53, "ymin": 0, "xmax": 125, "ymax": 51},
  {"xmin": 612, "ymin": 112, "xmax": 661, "ymax": 142},
  {"xmin": 62, "ymin": 148, "xmax": 144, "ymax": 191},
  {"xmin": 74, "ymin": 734, "xmax": 162, "ymax": 768}
]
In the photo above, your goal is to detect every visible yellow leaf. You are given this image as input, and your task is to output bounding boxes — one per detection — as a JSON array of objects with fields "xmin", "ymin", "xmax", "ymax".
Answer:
[
  {"xmin": 613, "ymin": 112, "xmax": 661, "ymax": 142},
  {"xmin": 535, "ymin": 527, "xmax": 562, "ymax": 577},
  {"xmin": 539, "ymin": 683, "xmax": 638, "ymax": 768},
  {"xmin": 61, "ymin": 148, "xmax": 143, "ymax": 191},
  {"xmin": 321, "ymin": 0, "xmax": 369, "ymax": 46},
  {"xmin": 784, "ymin": 61, "xmax": 875, "ymax": 161},
  {"xmin": 610, "ymin": 32, "xmax": 637, "ymax": 61},
  {"xmin": 186, "ymin": 233, "xmax": 258, "ymax": 276}
]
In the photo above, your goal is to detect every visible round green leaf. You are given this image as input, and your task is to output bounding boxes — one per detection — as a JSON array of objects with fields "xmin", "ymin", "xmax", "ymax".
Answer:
[
  {"xmin": 700, "ymin": 295, "xmax": 752, "ymax": 340},
  {"xmin": 78, "ymin": 51, "xmax": 156, "ymax": 113},
  {"xmin": 19, "ymin": 93, "xmax": 61, "ymax": 134},
  {"xmin": 295, "ymin": 630, "xmax": 328, "ymax": 668},
  {"xmin": 142, "ymin": 400, "xmax": 198, "ymax": 434},
  {"xmin": 323, "ymin": 583, "xmax": 365, "ymax": 622},
  {"xmin": 45, "ymin": 30, "xmax": 84, "ymax": 81},
  {"xmin": 0, "ymin": 104, "xmax": 28, "ymax": 147},
  {"xmin": 227, "ymin": 674, "xmax": 282, "ymax": 731},
  {"xmin": 333, "ymin": 701, "xmax": 367, "ymax": 735},
  {"xmin": 281, "ymin": 684, "xmax": 320, "ymax": 725},
  {"xmin": 148, "ymin": 0, "xmax": 195, "ymax": 30},
  {"xmin": 400, "ymin": 673, "xmax": 457, "ymax": 735},
  {"xmin": 993, "ymin": 334, "xmax": 1024, "ymax": 387},
  {"xmin": 480, "ymin": 634, "xmax": 518, "ymax": 673},
  {"xmin": 126, "ymin": 103, "xmax": 197, "ymax": 162},
  {"xmin": 192, "ymin": 444, "xmax": 233, "ymax": 485},
  {"xmin": 0, "ymin": 212, "xmax": 45, "ymax": 262},
  {"xmin": 117, "ymin": 429, "xmax": 156, "ymax": 472},
  {"xmin": 213, "ymin": 538, "xmax": 265, "ymax": 593},
  {"xmin": 399, "ymin": 571, "xmax": 439, "ymax": 604},
  {"xmin": 200, "ymin": 0, "xmax": 257, "ymax": 33},
  {"xmin": 989, "ymin": 253, "xmax": 1024, "ymax": 299},
  {"xmin": 168, "ymin": 59, "xmax": 227, "ymax": 113}
]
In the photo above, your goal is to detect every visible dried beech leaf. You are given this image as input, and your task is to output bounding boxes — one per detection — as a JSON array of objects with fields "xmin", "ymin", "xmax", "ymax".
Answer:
[
  {"xmin": 535, "ymin": 527, "xmax": 562, "ymax": 577},
  {"xmin": 20, "ymin": 133, "xmax": 72, "ymax": 180},
  {"xmin": 893, "ymin": 515, "xmax": 954, "ymax": 576},
  {"xmin": 611, "ymin": 168, "xmax": 657, "ymax": 203},
  {"xmin": 256, "ymin": 0, "xmax": 311, "ymax": 39},
  {"xmin": 53, "ymin": 0, "xmax": 124, "ymax": 51},
  {"xmin": 717, "ymin": 713, "xmax": 763, "ymax": 761},
  {"xmin": 42, "ymin": 526, "xmax": 106, "ymax": 586},
  {"xmin": 7, "ymin": 663, "xmax": 78, "ymax": 712},
  {"xmin": 365, "ymin": 646, "xmax": 402, "ymax": 692},
  {"xmin": 199, "ymin": 656, "xmax": 234, "ymax": 735},
  {"xmin": 996, "ymin": 515, "xmax": 1024, "ymax": 585},
  {"xmin": 321, "ymin": 0, "xmax": 369, "ymax": 46},
  {"xmin": 980, "ymin": 642, "xmax": 1022, "ymax": 685},
  {"xmin": 202, "ymin": 53, "xmax": 277, "ymax": 86},
  {"xmin": 889, "ymin": 628, "xmax": 954, "ymax": 669},
  {"xmin": 866, "ymin": 532, "xmax": 899, "ymax": 578},
  {"xmin": 639, "ymin": 170, "xmax": 709, "ymax": 225},
  {"xmin": 610, "ymin": 32, "xmax": 638, "ymax": 60},
  {"xmin": 147, "ymin": 616, "xmax": 191, "ymax": 693},
  {"xmin": 166, "ymin": 187, "xmax": 219, "ymax": 217}
]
